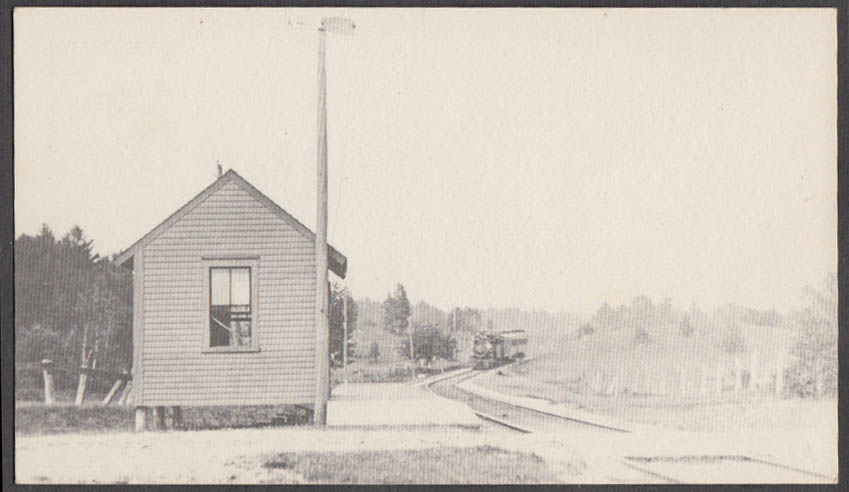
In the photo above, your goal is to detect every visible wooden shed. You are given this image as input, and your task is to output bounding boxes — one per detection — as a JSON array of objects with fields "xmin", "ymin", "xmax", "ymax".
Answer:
[{"xmin": 115, "ymin": 169, "xmax": 346, "ymax": 424}]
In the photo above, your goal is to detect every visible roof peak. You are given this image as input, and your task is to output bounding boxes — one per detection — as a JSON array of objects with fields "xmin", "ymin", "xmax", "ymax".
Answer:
[{"xmin": 114, "ymin": 168, "xmax": 347, "ymax": 278}]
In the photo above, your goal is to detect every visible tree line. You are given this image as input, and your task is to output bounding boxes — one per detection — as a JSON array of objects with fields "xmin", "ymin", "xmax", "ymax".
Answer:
[
  {"xmin": 578, "ymin": 275, "xmax": 838, "ymax": 398},
  {"xmin": 15, "ymin": 225, "xmax": 133, "ymax": 391},
  {"xmin": 15, "ymin": 224, "xmax": 359, "ymax": 391},
  {"xmin": 18, "ymin": 224, "xmax": 833, "ymax": 398},
  {"xmin": 377, "ymin": 283, "xmax": 491, "ymax": 365}
]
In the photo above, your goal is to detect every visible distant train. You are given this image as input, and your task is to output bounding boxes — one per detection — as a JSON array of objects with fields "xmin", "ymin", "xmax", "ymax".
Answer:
[{"xmin": 472, "ymin": 329, "xmax": 528, "ymax": 369}]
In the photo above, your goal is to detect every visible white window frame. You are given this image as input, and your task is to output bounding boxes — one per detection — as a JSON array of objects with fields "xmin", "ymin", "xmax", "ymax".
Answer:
[{"xmin": 201, "ymin": 257, "xmax": 260, "ymax": 353}]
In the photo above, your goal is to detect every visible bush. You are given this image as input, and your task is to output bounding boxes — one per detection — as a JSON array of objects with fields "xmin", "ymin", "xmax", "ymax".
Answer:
[
  {"xmin": 633, "ymin": 327, "xmax": 651, "ymax": 345},
  {"xmin": 720, "ymin": 325, "xmax": 746, "ymax": 353},
  {"xmin": 578, "ymin": 323, "xmax": 594, "ymax": 336},
  {"xmin": 678, "ymin": 316, "xmax": 695, "ymax": 337},
  {"xmin": 368, "ymin": 342, "xmax": 380, "ymax": 363},
  {"xmin": 786, "ymin": 320, "xmax": 837, "ymax": 398},
  {"xmin": 399, "ymin": 324, "xmax": 457, "ymax": 363},
  {"xmin": 784, "ymin": 275, "xmax": 837, "ymax": 398}
]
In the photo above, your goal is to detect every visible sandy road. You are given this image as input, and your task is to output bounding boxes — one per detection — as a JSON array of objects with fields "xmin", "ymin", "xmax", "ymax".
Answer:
[
  {"xmin": 15, "ymin": 411, "xmax": 835, "ymax": 484},
  {"xmin": 16, "ymin": 424, "xmax": 607, "ymax": 484},
  {"xmin": 15, "ymin": 369, "xmax": 837, "ymax": 484}
]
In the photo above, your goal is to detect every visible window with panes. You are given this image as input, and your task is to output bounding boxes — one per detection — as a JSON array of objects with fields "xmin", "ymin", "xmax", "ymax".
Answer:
[{"xmin": 209, "ymin": 267, "xmax": 252, "ymax": 347}]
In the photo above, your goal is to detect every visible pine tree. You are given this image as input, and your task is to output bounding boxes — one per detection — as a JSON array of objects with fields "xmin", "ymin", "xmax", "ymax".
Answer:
[
  {"xmin": 329, "ymin": 284, "xmax": 357, "ymax": 366},
  {"xmin": 787, "ymin": 273, "xmax": 837, "ymax": 397},
  {"xmin": 382, "ymin": 283, "xmax": 411, "ymax": 335},
  {"xmin": 15, "ymin": 225, "xmax": 132, "ymax": 393}
]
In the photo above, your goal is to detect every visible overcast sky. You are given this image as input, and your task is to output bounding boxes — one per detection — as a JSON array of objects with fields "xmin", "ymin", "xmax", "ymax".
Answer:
[{"xmin": 15, "ymin": 8, "xmax": 837, "ymax": 314}]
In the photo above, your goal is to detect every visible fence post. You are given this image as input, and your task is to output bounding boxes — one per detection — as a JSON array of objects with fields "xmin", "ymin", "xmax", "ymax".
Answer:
[
  {"xmin": 676, "ymin": 369, "xmax": 683, "ymax": 396},
  {"xmin": 750, "ymin": 350, "xmax": 759, "ymax": 392},
  {"xmin": 118, "ymin": 379, "xmax": 133, "ymax": 405},
  {"xmin": 665, "ymin": 369, "xmax": 672, "ymax": 396},
  {"xmin": 101, "ymin": 378, "xmax": 124, "ymax": 406},
  {"xmin": 733, "ymin": 356, "xmax": 742, "ymax": 394},
  {"xmin": 608, "ymin": 373, "xmax": 619, "ymax": 396},
  {"xmin": 815, "ymin": 358, "xmax": 823, "ymax": 398},
  {"xmin": 41, "ymin": 359, "xmax": 55, "ymax": 406},
  {"xmin": 775, "ymin": 358, "xmax": 784, "ymax": 398},
  {"xmin": 715, "ymin": 361, "xmax": 723, "ymax": 396},
  {"xmin": 102, "ymin": 370, "xmax": 129, "ymax": 406},
  {"xmin": 75, "ymin": 365, "xmax": 89, "ymax": 406}
]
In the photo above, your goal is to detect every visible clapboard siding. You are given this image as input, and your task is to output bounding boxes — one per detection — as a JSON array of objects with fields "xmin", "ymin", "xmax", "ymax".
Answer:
[
  {"xmin": 139, "ymin": 180, "xmax": 318, "ymax": 406},
  {"xmin": 143, "ymin": 358, "xmax": 315, "ymax": 368},
  {"xmin": 143, "ymin": 313, "xmax": 315, "ymax": 323}
]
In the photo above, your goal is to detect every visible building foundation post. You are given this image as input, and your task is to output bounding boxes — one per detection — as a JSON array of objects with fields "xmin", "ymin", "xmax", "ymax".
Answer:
[
  {"xmin": 135, "ymin": 406, "xmax": 147, "ymax": 432},
  {"xmin": 153, "ymin": 406, "xmax": 166, "ymax": 431}
]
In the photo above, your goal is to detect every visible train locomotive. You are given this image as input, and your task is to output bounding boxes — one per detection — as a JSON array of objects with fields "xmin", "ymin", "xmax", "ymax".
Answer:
[{"xmin": 472, "ymin": 329, "xmax": 528, "ymax": 369}]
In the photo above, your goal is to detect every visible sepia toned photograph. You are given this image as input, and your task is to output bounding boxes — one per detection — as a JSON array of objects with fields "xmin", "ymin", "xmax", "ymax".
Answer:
[{"xmin": 11, "ymin": 7, "xmax": 839, "ymax": 484}]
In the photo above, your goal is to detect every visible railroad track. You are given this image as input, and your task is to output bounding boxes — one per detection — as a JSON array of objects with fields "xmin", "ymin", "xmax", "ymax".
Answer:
[
  {"xmin": 424, "ymin": 365, "xmax": 629, "ymax": 434},
  {"xmin": 423, "ymin": 366, "xmax": 832, "ymax": 484},
  {"xmin": 423, "ymin": 367, "xmax": 674, "ymax": 483}
]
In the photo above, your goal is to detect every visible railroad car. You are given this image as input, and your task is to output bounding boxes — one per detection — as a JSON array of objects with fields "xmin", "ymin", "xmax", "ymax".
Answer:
[{"xmin": 472, "ymin": 329, "xmax": 528, "ymax": 369}]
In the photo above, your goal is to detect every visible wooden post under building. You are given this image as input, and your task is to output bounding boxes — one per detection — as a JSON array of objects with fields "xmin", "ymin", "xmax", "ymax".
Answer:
[
  {"xmin": 153, "ymin": 406, "xmax": 166, "ymax": 431},
  {"xmin": 135, "ymin": 407, "xmax": 147, "ymax": 432}
]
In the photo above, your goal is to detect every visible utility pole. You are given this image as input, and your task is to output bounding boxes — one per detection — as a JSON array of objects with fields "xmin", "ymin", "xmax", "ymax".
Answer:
[
  {"xmin": 313, "ymin": 23, "xmax": 330, "ymax": 427},
  {"xmin": 313, "ymin": 17, "xmax": 355, "ymax": 427},
  {"xmin": 342, "ymin": 293, "xmax": 348, "ymax": 380},
  {"xmin": 409, "ymin": 320, "xmax": 415, "ymax": 383}
]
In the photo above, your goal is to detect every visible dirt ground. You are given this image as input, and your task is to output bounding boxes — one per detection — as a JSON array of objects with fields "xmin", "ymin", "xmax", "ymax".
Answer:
[
  {"xmin": 14, "ymin": 369, "xmax": 837, "ymax": 484},
  {"xmin": 16, "ymin": 408, "xmax": 837, "ymax": 484},
  {"xmin": 15, "ymin": 425, "xmax": 600, "ymax": 484},
  {"xmin": 467, "ymin": 370, "xmax": 838, "ymax": 481}
]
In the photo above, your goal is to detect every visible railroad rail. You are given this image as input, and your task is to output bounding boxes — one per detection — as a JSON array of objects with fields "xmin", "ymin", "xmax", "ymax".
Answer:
[
  {"xmin": 470, "ymin": 410, "xmax": 532, "ymax": 433},
  {"xmin": 424, "ymin": 364, "xmax": 630, "ymax": 434},
  {"xmin": 622, "ymin": 455, "xmax": 834, "ymax": 483}
]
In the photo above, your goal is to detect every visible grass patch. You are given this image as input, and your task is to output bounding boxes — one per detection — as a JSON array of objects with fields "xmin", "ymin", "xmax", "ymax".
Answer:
[
  {"xmin": 15, "ymin": 404, "xmax": 311, "ymax": 435},
  {"xmin": 331, "ymin": 360, "xmax": 465, "ymax": 386},
  {"xmin": 15, "ymin": 404, "xmax": 136, "ymax": 435},
  {"xmin": 179, "ymin": 405, "xmax": 311, "ymax": 431},
  {"xmin": 468, "ymin": 322, "xmax": 824, "ymax": 432},
  {"xmin": 340, "ymin": 319, "xmax": 467, "ymax": 386},
  {"xmin": 331, "ymin": 362, "xmax": 413, "ymax": 385},
  {"xmin": 257, "ymin": 446, "xmax": 560, "ymax": 484},
  {"xmin": 16, "ymin": 384, "xmax": 111, "ymax": 405}
]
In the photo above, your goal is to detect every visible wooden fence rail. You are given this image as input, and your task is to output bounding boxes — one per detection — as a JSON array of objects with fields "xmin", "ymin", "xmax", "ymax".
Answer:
[
  {"xmin": 40, "ymin": 359, "xmax": 132, "ymax": 406},
  {"xmin": 585, "ymin": 352, "xmax": 794, "ymax": 400}
]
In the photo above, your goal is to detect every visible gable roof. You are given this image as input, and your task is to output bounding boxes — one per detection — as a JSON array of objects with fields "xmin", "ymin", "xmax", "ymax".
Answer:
[{"xmin": 115, "ymin": 169, "xmax": 347, "ymax": 278}]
